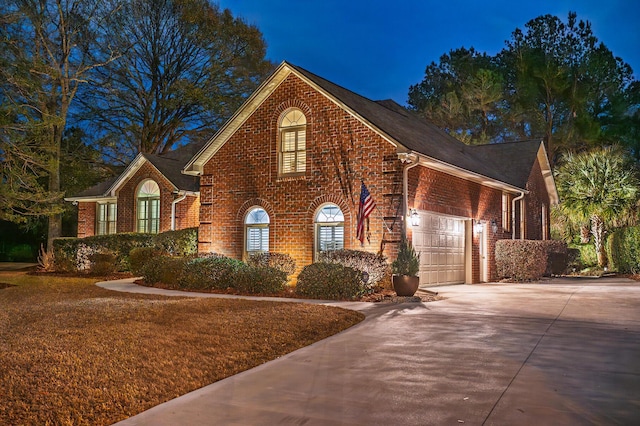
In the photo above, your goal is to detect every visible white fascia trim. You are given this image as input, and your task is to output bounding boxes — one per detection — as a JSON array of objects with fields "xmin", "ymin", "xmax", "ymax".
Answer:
[
  {"xmin": 108, "ymin": 154, "xmax": 178, "ymax": 195},
  {"xmin": 409, "ymin": 151, "xmax": 528, "ymax": 194},
  {"xmin": 64, "ymin": 196, "xmax": 117, "ymax": 203},
  {"xmin": 183, "ymin": 64, "xmax": 292, "ymax": 175}
]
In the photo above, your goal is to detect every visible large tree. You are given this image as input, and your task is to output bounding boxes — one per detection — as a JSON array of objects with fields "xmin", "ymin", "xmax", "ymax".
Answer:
[
  {"xmin": 82, "ymin": 0, "xmax": 273, "ymax": 162},
  {"xmin": 408, "ymin": 12, "xmax": 637, "ymax": 162},
  {"xmin": 0, "ymin": 0, "xmax": 121, "ymax": 250},
  {"xmin": 554, "ymin": 146, "xmax": 640, "ymax": 267}
]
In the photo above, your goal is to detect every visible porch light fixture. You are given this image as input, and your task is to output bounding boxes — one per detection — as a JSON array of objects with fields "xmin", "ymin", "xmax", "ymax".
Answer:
[
  {"xmin": 491, "ymin": 219, "xmax": 498, "ymax": 234},
  {"xmin": 410, "ymin": 209, "xmax": 420, "ymax": 226},
  {"xmin": 474, "ymin": 220, "xmax": 484, "ymax": 234}
]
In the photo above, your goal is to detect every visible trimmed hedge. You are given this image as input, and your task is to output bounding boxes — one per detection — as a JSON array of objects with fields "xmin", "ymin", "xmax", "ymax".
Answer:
[
  {"xmin": 247, "ymin": 252, "xmax": 296, "ymax": 276},
  {"xmin": 318, "ymin": 249, "xmax": 389, "ymax": 290},
  {"xmin": 496, "ymin": 240, "xmax": 568, "ymax": 281},
  {"xmin": 142, "ymin": 256, "xmax": 189, "ymax": 286},
  {"xmin": 607, "ymin": 226, "xmax": 640, "ymax": 273},
  {"xmin": 235, "ymin": 266, "xmax": 288, "ymax": 294},
  {"xmin": 568, "ymin": 243, "xmax": 598, "ymax": 269},
  {"xmin": 178, "ymin": 256, "xmax": 244, "ymax": 290},
  {"xmin": 296, "ymin": 263, "xmax": 367, "ymax": 300},
  {"xmin": 52, "ymin": 228, "xmax": 197, "ymax": 273}
]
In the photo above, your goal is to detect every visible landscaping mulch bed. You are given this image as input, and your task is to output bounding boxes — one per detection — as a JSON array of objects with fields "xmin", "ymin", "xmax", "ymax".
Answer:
[{"xmin": 0, "ymin": 271, "xmax": 364, "ymax": 426}]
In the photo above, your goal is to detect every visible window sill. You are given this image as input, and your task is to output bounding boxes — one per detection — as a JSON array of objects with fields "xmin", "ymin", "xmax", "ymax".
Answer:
[{"xmin": 276, "ymin": 174, "xmax": 307, "ymax": 183}]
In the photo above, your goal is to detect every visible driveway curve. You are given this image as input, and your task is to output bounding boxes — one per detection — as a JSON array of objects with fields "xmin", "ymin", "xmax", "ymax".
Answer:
[{"xmin": 106, "ymin": 277, "xmax": 640, "ymax": 425}]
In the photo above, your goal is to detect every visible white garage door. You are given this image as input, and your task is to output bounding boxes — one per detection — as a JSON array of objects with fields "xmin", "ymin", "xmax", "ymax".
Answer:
[{"xmin": 412, "ymin": 212, "xmax": 466, "ymax": 286}]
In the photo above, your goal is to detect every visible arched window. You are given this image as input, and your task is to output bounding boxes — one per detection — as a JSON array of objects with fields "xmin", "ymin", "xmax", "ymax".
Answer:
[
  {"xmin": 315, "ymin": 204, "xmax": 344, "ymax": 256},
  {"xmin": 245, "ymin": 207, "xmax": 269, "ymax": 255},
  {"xmin": 137, "ymin": 180, "xmax": 160, "ymax": 234},
  {"xmin": 279, "ymin": 109, "xmax": 306, "ymax": 175}
]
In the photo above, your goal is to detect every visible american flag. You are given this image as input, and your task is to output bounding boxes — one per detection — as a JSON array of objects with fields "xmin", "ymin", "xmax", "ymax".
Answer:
[{"xmin": 356, "ymin": 182, "xmax": 376, "ymax": 244}]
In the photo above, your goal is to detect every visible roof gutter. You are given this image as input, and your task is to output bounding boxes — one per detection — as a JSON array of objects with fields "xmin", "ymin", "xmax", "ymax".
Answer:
[
  {"xmin": 399, "ymin": 152, "xmax": 420, "ymax": 237},
  {"xmin": 171, "ymin": 192, "xmax": 188, "ymax": 231},
  {"xmin": 512, "ymin": 191, "xmax": 526, "ymax": 240}
]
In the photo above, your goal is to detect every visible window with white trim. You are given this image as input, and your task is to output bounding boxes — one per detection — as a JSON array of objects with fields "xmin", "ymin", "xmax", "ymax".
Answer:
[
  {"xmin": 279, "ymin": 109, "xmax": 306, "ymax": 175},
  {"xmin": 315, "ymin": 204, "xmax": 344, "ymax": 257},
  {"xmin": 137, "ymin": 180, "xmax": 160, "ymax": 234},
  {"xmin": 96, "ymin": 202, "xmax": 117, "ymax": 235},
  {"xmin": 245, "ymin": 207, "xmax": 269, "ymax": 254}
]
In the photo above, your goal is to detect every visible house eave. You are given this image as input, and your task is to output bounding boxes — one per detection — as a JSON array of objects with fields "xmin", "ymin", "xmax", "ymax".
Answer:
[{"xmin": 64, "ymin": 196, "xmax": 117, "ymax": 204}]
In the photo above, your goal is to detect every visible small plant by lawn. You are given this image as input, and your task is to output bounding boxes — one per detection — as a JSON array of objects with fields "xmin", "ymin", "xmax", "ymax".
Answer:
[{"xmin": 0, "ymin": 271, "xmax": 363, "ymax": 426}]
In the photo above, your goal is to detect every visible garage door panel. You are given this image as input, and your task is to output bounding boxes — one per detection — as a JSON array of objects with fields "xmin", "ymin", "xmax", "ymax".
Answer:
[{"xmin": 414, "ymin": 211, "xmax": 466, "ymax": 286}]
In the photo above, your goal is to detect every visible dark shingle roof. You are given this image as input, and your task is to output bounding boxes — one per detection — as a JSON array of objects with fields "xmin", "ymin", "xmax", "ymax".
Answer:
[
  {"xmin": 289, "ymin": 63, "xmax": 525, "ymax": 187},
  {"xmin": 471, "ymin": 140, "xmax": 543, "ymax": 188},
  {"xmin": 69, "ymin": 142, "xmax": 203, "ymax": 198}
]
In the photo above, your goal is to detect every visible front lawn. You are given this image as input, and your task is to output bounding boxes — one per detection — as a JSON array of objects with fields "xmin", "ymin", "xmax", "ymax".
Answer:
[{"xmin": 0, "ymin": 271, "xmax": 364, "ymax": 425}]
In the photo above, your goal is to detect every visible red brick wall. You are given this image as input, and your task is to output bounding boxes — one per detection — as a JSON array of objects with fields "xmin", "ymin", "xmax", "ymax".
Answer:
[
  {"xmin": 407, "ymin": 166, "xmax": 506, "ymax": 282},
  {"xmin": 77, "ymin": 202, "xmax": 96, "ymax": 238},
  {"xmin": 199, "ymin": 73, "xmax": 403, "ymax": 277},
  {"xmin": 174, "ymin": 194, "xmax": 201, "ymax": 230},
  {"xmin": 116, "ymin": 163, "xmax": 177, "ymax": 233},
  {"xmin": 524, "ymin": 158, "xmax": 550, "ymax": 240}
]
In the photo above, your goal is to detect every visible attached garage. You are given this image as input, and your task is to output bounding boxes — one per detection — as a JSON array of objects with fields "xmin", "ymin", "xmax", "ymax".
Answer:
[{"xmin": 412, "ymin": 211, "xmax": 467, "ymax": 286}]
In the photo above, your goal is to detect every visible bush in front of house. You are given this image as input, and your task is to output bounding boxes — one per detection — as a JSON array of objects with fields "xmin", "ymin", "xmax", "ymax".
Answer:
[
  {"xmin": 129, "ymin": 247, "xmax": 167, "ymax": 276},
  {"xmin": 52, "ymin": 228, "xmax": 198, "ymax": 273},
  {"xmin": 152, "ymin": 227, "xmax": 198, "ymax": 257},
  {"xmin": 607, "ymin": 226, "xmax": 640, "ymax": 274},
  {"xmin": 541, "ymin": 240, "xmax": 568, "ymax": 276},
  {"xmin": 296, "ymin": 262, "xmax": 367, "ymax": 300},
  {"xmin": 141, "ymin": 255, "xmax": 189, "ymax": 286},
  {"xmin": 178, "ymin": 256, "xmax": 244, "ymax": 290},
  {"xmin": 247, "ymin": 252, "xmax": 296, "ymax": 276},
  {"xmin": 234, "ymin": 265, "xmax": 288, "ymax": 294},
  {"xmin": 318, "ymin": 249, "xmax": 389, "ymax": 290},
  {"xmin": 568, "ymin": 243, "xmax": 598, "ymax": 270},
  {"xmin": 495, "ymin": 240, "xmax": 547, "ymax": 281},
  {"xmin": 88, "ymin": 252, "xmax": 117, "ymax": 276}
]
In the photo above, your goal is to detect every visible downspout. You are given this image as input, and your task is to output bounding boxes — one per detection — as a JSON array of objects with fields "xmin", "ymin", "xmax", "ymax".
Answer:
[
  {"xmin": 512, "ymin": 191, "xmax": 525, "ymax": 240},
  {"xmin": 171, "ymin": 192, "xmax": 187, "ymax": 231},
  {"xmin": 399, "ymin": 152, "xmax": 420, "ymax": 237}
]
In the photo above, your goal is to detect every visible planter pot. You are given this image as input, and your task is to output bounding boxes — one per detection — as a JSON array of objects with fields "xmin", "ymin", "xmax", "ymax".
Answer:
[{"xmin": 392, "ymin": 274, "xmax": 420, "ymax": 297}]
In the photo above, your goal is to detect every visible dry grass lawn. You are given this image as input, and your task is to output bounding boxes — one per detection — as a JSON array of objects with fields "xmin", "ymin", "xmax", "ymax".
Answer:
[{"xmin": 0, "ymin": 271, "xmax": 364, "ymax": 426}]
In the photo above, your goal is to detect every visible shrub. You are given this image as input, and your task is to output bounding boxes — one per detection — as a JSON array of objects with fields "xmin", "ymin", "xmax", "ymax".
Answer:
[
  {"xmin": 88, "ymin": 252, "xmax": 117, "ymax": 276},
  {"xmin": 319, "ymin": 249, "xmax": 389, "ymax": 290},
  {"xmin": 142, "ymin": 255, "xmax": 188, "ymax": 286},
  {"xmin": 541, "ymin": 240, "xmax": 568, "ymax": 276},
  {"xmin": 391, "ymin": 237, "xmax": 419, "ymax": 277},
  {"xmin": 495, "ymin": 240, "xmax": 547, "ymax": 281},
  {"xmin": 129, "ymin": 247, "xmax": 166, "ymax": 276},
  {"xmin": 247, "ymin": 252, "xmax": 296, "ymax": 276},
  {"xmin": 153, "ymin": 227, "xmax": 198, "ymax": 257},
  {"xmin": 296, "ymin": 263, "xmax": 366, "ymax": 300},
  {"xmin": 234, "ymin": 265, "xmax": 288, "ymax": 294},
  {"xmin": 178, "ymin": 256, "xmax": 245, "ymax": 290},
  {"xmin": 568, "ymin": 243, "xmax": 598, "ymax": 269},
  {"xmin": 607, "ymin": 226, "xmax": 640, "ymax": 273}
]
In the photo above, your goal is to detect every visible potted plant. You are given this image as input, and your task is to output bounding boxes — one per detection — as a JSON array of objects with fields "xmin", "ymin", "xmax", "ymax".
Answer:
[{"xmin": 391, "ymin": 236, "xmax": 420, "ymax": 296}]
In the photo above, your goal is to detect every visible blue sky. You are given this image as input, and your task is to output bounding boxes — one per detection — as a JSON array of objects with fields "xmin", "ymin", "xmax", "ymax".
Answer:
[{"xmin": 218, "ymin": 0, "xmax": 640, "ymax": 106}]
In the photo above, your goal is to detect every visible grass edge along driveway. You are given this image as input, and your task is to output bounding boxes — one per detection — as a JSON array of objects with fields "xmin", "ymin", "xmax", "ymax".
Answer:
[{"xmin": 0, "ymin": 271, "xmax": 364, "ymax": 426}]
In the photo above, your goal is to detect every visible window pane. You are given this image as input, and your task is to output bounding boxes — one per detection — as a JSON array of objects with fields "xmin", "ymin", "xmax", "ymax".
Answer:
[
  {"xmin": 282, "ymin": 152, "xmax": 297, "ymax": 174},
  {"xmin": 246, "ymin": 208, "xmax": 269, "ymax": 224},
  {"xmin": 283, "ymin": 131, "xmax": 297, "ymax": 152},
  {"xmin": 318, "ymin": 224, "xmax": 344, "ymax": 252},
  {"xmin": 297, "ymin": 130, "xmax": 306, "ymax": 149},
  {"xmin": 247, "ymin": 226, "xmax": 268, "ymax": 252},
  {"xmin": 297, "ymin": 151, "xmax": 306, "ymax": 172}
]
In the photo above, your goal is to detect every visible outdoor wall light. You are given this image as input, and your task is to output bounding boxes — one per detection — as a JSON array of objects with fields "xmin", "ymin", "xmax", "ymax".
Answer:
[
  {"xmin": 474, "ymin": 220, "xmax": 484, "ymax": 234},
  {"xmin": 410, "ymin": 209, "xmax": 420, "ymax": 226},
  {"xmin": 491, "ymin": 219, "xmax": 498, "ymax": 234}
]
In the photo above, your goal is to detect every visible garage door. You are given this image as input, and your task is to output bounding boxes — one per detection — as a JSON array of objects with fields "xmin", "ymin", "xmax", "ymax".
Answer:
[{"xmin": 412, "ymin": 212, "xmax": 466, "ymax": 285}]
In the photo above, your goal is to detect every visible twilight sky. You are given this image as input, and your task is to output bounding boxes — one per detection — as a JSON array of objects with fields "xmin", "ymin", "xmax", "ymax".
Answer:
[{"xmin": 217, "ymin": 0, "xmax": 640, "ymax": 106}]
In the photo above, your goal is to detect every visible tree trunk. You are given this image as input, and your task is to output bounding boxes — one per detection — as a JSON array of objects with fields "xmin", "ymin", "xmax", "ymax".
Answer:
[
  {"xmin": 591, "ymin": 214, "xmax": 607, "ymax": 267},
  {"xmin": 46, "ymin": 124, "xmax": 63, "ymax": 252},
  {"xmin": 579, "ymin": 224, "xmax": 590, "ymax": 244}
]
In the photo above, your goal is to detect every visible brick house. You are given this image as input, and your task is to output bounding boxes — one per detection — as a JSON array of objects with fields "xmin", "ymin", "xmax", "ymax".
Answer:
[
  {"xmin": 181, "ymin": 62, "xmax": 558, "ymax": 284},
  {"xmin": 67, "ymin": 61, "xmax": 557, "ymax": 284},
  {"xmin": 65, "ymin": 144, "xmax": 201, "ymax": 237}
]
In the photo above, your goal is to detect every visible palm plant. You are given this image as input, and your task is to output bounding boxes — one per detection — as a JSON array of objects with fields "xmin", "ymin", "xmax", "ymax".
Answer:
[{"xmin": 555, "ymin": 146, "xmax": 640, "ymax": 266}]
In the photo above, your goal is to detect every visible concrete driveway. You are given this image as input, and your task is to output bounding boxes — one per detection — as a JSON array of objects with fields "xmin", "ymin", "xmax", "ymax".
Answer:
[{"xmin": 114, "ymin": 277, "xmax": 640, "ymax": 425}]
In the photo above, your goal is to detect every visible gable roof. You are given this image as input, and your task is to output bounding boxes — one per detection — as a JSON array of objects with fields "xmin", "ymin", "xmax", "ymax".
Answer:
[
  {"xmin": 184, "ymin": 61, "xmax": 554, "ymax": 196},
  {"xmin": 65, "ymin": 143, "xmax": 201, "ymax": 202}
]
